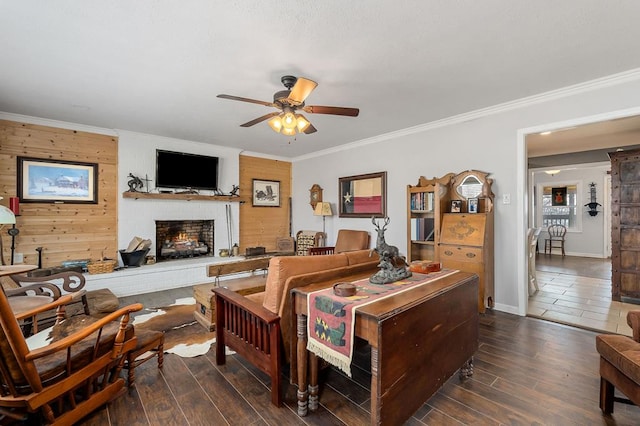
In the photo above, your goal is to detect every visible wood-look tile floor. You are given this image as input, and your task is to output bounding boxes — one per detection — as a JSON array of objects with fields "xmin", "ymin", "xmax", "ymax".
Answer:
[
  {"xmin": 528, "ymin": 255, "xmax": 638, "ymax": 336},
  {"xmin": 77, "ymin": 308, "xmax": 640, "ymax": 425}
]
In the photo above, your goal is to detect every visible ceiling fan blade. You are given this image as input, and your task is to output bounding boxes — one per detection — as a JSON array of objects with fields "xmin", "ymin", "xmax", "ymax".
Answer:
[
  {"xmin": 240, "ymin": 112, "xmax": 280, "ymax": 127},
  {"xmin": 303, "ymin": 105, "xmax": 359, "ymax": 117},
  {"xmin": 288, "ymin": 77, "xmax": 318, "ymax": 104},
  {"xmin": 217, "ymin": 94, "xmax": 276, "ymax": 108},
  {"xmin": 303, "ymin": 123, "xmax": 317, "ymax": 134}
]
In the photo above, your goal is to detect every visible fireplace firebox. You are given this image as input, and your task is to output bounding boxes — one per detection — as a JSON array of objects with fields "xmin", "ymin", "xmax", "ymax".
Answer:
[{"xmin": 155, "ymin": 220, "xmax": 214, "ymax": 262}]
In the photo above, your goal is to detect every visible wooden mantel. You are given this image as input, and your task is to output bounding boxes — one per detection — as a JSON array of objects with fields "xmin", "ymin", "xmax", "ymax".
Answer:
[{"xmin": 122, "ymin": 192, "xmax": 246, "ymax": 202}]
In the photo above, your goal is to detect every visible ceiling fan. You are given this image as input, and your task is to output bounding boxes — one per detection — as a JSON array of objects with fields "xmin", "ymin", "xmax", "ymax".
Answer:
[{"xmin": 217, "ymin": 75, "xmax": 359, "ymax": 136}]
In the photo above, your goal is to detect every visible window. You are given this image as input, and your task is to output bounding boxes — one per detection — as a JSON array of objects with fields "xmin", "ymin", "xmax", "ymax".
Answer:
[{"xmin": 538, "ymin": 183, "xmax": 581, "ymax": 231}]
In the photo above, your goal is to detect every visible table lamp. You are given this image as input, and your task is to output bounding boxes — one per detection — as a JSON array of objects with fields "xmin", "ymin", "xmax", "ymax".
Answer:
[
  {"xmin": 0, "ymin": 200, "xmax": 17, "ymax": 266},
  {"xmin": 314, "ymin": 202, "xmax": 333, "ymax": 236}
]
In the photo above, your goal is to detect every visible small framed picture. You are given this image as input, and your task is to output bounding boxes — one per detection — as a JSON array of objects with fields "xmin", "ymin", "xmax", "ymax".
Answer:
[
  {"xmin": 468, "ymin": 198, "xmax": 478, "ymax": 213},
  {"xmin": 450, "ymin": 200, "xmax": 462, "ymax": 213}
]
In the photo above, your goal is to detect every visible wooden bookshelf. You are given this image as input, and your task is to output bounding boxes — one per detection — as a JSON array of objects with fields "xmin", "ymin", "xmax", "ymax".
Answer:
[
  {"xmin": 406, "ymin": 174, "xmax": 453, "ymax": 262},
  {"xmin": 122, "ymin": 192, "xmax": 246, "ymax": 202}
]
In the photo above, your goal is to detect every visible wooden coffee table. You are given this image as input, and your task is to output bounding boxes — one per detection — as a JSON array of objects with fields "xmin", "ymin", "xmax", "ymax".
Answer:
[
  {"xmin": 292, "ymin": 270, "xmax": 479, "ymax": 425},
  {"xmin": 0, "ymin": 264, "xmax": 38, "ymax": 277}
]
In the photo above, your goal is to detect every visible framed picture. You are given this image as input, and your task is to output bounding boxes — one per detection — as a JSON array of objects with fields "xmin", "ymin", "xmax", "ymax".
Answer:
[
  {"xmin": 468, "ymin": 198, "xmax": 478, "ymax": 213},
  {"xmin": 552, "ymin": 187, "xmax": 567, "ymax": 206},
  {"xmin": 17, "ymin": 157, "xmax": 98, "ymax": 204},
  {"xmin": 252, "ymin": 179, "xmax": 280, "ymax": 207},
  {"xmin": 450, "ymin": 200, "xmax": 462, "ymax": 213},
  {"xmin": 339, "ymin": 171, "xmax": 387, "ymax": 218}
]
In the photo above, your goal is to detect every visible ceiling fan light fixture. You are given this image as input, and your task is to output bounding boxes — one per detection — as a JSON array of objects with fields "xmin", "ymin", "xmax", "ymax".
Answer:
[
  {"xmin": 268, "ymin": 116, "xmax": 283, "ymax": 133},
  {"xmin": 295, "ymin": 114, "xmax": 310, "ymax": 132},
  {"xmin": 282, "ymin": 112, "xmax": 297, "ymax": 130},
  {"xmin": 281, "ymin": 127, "xmax": 296, "ymax": 136}
]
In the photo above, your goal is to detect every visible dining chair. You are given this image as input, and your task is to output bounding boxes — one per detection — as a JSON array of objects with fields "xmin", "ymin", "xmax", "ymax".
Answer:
[{"xmin": 544, "ymin": 224, "xmax": 566, "ymax": 256}]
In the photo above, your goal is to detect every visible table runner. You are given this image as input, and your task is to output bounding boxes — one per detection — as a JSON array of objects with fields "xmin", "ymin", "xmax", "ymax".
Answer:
[{"xmin": 306, "ymin": 268, "xmax": 458, "ymax": 377}]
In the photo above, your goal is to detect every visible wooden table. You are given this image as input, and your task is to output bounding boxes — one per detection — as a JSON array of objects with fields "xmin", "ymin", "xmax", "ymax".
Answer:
[
  {"xmin": 0, "ymin": 264, "xmax": 37, "ymax": 277},
  {"xmin": 292, "ymin": 270, "xmax": 479, "ymax": 426}
]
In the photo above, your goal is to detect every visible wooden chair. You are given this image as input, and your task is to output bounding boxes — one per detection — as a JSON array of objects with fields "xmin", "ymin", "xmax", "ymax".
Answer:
[
  {"xmin": 544, "ymin": 224, "xmax": 566, "ymax": 256},
  {"xmin": 0, "ymin": 285, "xmax": 142, "ymax": 424}
]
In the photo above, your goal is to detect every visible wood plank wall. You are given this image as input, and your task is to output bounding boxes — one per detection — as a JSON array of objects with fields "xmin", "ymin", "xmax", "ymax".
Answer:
[
  {"xmin": 0, "ymin": 120, "xmax": 118, "ymax": 268},
  {"xmin": 239, "ymin": 155, "xmax": 291, "ymax": 252}
]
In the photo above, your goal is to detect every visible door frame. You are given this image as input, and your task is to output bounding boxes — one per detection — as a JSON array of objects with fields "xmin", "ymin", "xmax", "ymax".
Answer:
[{"xmin": 517, "ymin": 106, "xmax": 640, "ymax": 316}]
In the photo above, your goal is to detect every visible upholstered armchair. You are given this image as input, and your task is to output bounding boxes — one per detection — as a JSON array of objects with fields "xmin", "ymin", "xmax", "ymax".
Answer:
[
  {"xmin": 595, "ymin": 311, "xmax": 640, "ymax": 414},
  {"xmin": 308, "ymin": 229, "xmax": 370, "ymax": 255},
  {"xmin": 0, "ymin": 285, "xmax": 142, "ymax": 424}
]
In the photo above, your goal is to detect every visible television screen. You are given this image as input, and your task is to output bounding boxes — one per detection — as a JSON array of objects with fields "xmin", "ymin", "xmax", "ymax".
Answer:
[{"xmin": 156, "ymin": 150, "xmax": 219, "ymax": 190}]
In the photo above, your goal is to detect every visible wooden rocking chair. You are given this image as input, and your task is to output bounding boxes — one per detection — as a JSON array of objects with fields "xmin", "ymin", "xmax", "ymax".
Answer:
[{"xmin": 0, "ymin": 285, "xmax": 142, "ymax": 424}]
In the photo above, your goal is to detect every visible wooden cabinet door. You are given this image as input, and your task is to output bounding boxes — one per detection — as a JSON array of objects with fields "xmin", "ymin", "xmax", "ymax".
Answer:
[{"xmin": 611, "ymin": 149, "xmax": 640, "ymax": 301}]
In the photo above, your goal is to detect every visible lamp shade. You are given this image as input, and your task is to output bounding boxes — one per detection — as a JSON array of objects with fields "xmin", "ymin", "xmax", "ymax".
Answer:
[
  {"xmin": 0, "ymin": 205, "xmax": 16, "ymax": 225},
  {"xmin": 314, "ymin": 202, "xmax": 332, "ymax": 217}
]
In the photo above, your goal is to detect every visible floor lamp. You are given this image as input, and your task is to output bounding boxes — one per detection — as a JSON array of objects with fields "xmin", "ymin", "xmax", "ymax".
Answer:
[
  {"xmin": 0, "ymin": 202, "xmax": 16, "ymax": 266},
  {"xmin": 314, "ymin": 202, "xmax": 332, "ymax": 246}
]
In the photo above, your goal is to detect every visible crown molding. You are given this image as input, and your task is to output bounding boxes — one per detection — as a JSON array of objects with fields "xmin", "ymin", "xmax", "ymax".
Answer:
[{"xmin": 294, "ymin": 68, "xmax": 640, "ymax": 162}]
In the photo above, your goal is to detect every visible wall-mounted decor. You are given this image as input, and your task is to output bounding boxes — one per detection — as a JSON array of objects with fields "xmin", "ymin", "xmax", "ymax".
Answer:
[
  {"xmin": 339, "ymin": 171, "xmax": 386, "ymax": 218},
  {"xmin": 252, "ymin": 179, "xmax": 280, "ymax": 207},
  {"xmin": 551, "ymin": 187, "xmax": 567, "ymax": 206},
  {"xmin": 585, "ymin": 182, "xmax": 601, "ymax": 216},
  {"xmin": 17, "ymin": 157, "xmax": 98, "ymax": 204},
  {"xmin": 309, "ymin": 184, "xmax": 323, "ymax": 210}
]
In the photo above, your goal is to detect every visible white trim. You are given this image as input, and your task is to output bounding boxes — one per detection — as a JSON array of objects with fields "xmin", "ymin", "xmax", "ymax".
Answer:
[
  {"xmin": 0, "ymin": 111, "xmax": 118, "ymax": 136},
  {"xmin": 294, "ymin": 68, "xmax": 640, "ymax": 162},
  {"xmin": 493, "ymin": 303, "xmax": 520, "ymax": 315}
]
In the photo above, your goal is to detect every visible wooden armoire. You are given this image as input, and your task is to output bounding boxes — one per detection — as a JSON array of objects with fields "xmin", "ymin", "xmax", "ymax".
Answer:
[{"xmin": 610, "ymin": 148, "xmax": 640, "ymax": 302}]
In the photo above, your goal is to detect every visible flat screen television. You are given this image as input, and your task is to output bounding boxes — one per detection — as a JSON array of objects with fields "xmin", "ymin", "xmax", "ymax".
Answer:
[{"xmin": 156, "ymin": 150, "xmax": 219, "ymax": 191}]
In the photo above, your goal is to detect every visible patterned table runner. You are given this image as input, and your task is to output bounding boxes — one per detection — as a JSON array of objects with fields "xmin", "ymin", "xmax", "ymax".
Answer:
[{"xmin": 306, "ymin": 268, "xmax": 458, "ymax": 377}]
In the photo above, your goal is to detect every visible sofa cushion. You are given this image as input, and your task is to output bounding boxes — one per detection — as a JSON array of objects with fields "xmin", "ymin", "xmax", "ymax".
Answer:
[
  {"xmin": 262, "ymin": 254, "xmax": 349, "ymax": 313},
  {"xmin": 596, "ymin": 334, "xmax": 640, "ymax": 385},
  {"xmin": 344, "ymin": 249, "xmax": 378, "ymax": 265},
  {"xmin": 246, "ymin": 291, "xmax": 265, "ymax": 306}
]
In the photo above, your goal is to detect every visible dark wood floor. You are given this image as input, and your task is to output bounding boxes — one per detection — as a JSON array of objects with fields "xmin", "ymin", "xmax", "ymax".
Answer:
[{"xmin": 77, "ymin": 308, "xmax": 640, "ymax": 425}]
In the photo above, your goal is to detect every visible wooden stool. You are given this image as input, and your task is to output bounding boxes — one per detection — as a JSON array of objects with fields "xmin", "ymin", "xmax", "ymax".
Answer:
[{"xmin": 124, "ymin": 329, "xmax": 165, "ymax": 387}]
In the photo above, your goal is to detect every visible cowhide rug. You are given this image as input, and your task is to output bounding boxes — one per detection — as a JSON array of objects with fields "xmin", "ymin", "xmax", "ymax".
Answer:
[{"xmin": 132, "ymin": 297, "xmax": 218, "ymax": 358}]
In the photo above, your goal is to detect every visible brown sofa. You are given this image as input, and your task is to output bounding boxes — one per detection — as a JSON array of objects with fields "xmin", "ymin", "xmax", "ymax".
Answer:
[
  {"xmin": 213, "ymin": 249, "xmax": 379, "ymax": 406},
  {"xmin": 595, "ymin": 311, "xmax": 640, "ymax": 414}
]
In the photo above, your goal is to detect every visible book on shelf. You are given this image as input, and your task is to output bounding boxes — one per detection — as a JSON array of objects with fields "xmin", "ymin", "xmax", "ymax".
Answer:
[
  {"xmin": 410, "ymin": 217, "xmax": 435, "ymax": 241},
  {"xmin": 410, "ymin": 192, "xmax": 434, "ymax": 211}
]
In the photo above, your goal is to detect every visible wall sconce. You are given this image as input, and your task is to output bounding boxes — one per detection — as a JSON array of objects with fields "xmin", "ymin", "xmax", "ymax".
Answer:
[{"xmin": 585, "ymin": 182, "xmax": 601, "ymax": 217}]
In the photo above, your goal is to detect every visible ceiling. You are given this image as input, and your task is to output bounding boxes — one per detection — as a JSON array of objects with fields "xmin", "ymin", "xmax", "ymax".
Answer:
[
  {"xmin": 527, "ymin": 115, "xmax": 640, "ymax": 168},
  {"xmin": 2, "ymin": 2, "xmax": 640, "ymax": 159}
]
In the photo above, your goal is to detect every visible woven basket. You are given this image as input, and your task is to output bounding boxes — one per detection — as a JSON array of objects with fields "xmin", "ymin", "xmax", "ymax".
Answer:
[{"xmin": 87, "ymin": 259, "xmax": 116, "ymax": 274}]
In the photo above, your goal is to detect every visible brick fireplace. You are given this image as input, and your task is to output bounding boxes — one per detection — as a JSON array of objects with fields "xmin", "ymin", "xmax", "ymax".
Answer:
[{"xmin": 155, "ymin": 220, "xmax": 214, "ymax": 262}]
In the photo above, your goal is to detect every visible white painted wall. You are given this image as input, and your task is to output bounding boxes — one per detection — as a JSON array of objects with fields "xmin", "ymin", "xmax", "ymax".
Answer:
[
  {"xmin": 117, "ymin": 130, "xmax": 242, "ymax": 259},
  {"xmin": 292, "ymin": 75, "xmax": 640, "ymax": 315},
  {"xmin": 531, "ymin": 163, "xmax": 609, "ymax": 258}
]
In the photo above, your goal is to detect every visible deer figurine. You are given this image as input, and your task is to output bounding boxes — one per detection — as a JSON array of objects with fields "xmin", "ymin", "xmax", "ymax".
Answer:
[
  {"xmin": 370, "ymin": 217, "xmax": 411, "ymax": 284},
  {"xmin": 371, "ymin": 217, "xmax": 400, "ymax": 259}
]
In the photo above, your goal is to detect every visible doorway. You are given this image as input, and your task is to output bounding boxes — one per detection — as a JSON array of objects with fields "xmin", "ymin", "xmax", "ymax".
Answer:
[{"xmin": 518, "ymin": 108, "xmax": 640, "ymax": 323}]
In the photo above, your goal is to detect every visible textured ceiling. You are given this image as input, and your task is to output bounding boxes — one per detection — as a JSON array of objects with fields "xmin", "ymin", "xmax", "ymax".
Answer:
[{"xmin": 2, "ymin": 1, "xmax": 640, "ymax": 158}]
